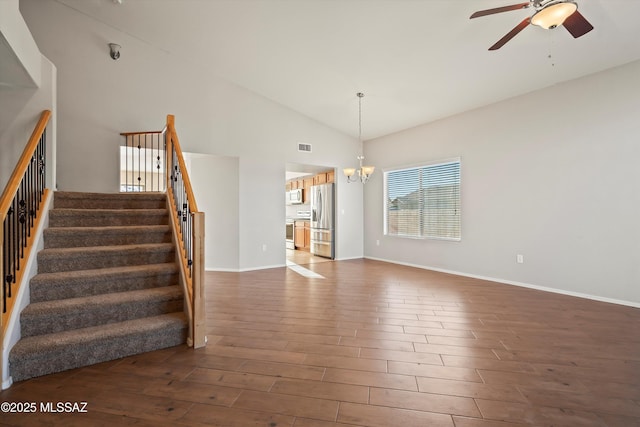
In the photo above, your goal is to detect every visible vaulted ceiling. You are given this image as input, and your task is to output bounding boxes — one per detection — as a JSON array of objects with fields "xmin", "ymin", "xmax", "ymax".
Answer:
[{"xmin": 53, "ymin": 0, "xmax": 640, "ymax": 139}]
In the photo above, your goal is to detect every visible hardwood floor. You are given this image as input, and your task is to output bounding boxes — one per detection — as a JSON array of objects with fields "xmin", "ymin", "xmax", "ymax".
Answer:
[
  {"xmin": 1, "ymin": 259, "xmax": 639, "ymax": 426},
  {"xmin": 286, "ymin": 248, "xmax": 332, "ymax": 266}
]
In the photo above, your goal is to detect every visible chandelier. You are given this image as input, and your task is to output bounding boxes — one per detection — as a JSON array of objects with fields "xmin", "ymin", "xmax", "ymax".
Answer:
[{"xmin": 343, "ymin": 92, "xmax": 375, "ymax": 184}]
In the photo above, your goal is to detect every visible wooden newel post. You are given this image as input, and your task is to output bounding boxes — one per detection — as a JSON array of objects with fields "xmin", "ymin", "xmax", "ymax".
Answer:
[
  {"xmin": 192, "ymin": 212, "xmax": 206, "ymax": 348},
  {"xmin": 166, "ymin": 115, "xmax": 174, "ymax": 191}
]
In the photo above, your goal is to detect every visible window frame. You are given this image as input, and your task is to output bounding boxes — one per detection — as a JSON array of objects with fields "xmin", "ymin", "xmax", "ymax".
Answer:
[{"xmin": 383, "ymin": 157, "xmax": 461, "ymax": 241}]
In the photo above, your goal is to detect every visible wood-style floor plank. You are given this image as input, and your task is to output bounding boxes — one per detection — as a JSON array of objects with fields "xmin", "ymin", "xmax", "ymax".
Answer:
[{"xmin": 1, "ymin": 259, "xmax": 639, "ymax": 426}]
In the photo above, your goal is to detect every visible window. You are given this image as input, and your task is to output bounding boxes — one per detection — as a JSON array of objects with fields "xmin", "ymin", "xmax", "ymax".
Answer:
[{"xmin": 385, "ymin": 159, "xmax": 461, "ymax": 240}]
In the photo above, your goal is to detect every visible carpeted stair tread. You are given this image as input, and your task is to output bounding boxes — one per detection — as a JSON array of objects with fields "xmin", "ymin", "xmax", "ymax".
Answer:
[
  {"xmin": 9, "ymin": 313, "xmax": 188, "ymax": 382},
  {"xmin": 54, "ymin": 191, "xmax": 166, "ymax": 209},
  {"xmin": 30, "ymin": 263, "xmax": 179, "ymax": 302},
  {"xmin": 44, "ymin": 225, "xmax": 172, "ymax": 248},
  {"xmin": 49, "ymin": 208, "xmax": 169, "ymax": 227},
  {"xmin": 21, "ymin": 286, "xmax": 184, "ymax": 337},
  {"xmin": 38, "ymin": 243, "xmax": 175, "ymax": 273}
]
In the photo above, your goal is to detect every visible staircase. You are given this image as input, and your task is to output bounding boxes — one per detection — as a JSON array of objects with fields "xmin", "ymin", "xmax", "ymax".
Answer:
[{"xmin": 9, "ymin": 191, "xmax": 188, "ymax": 382}]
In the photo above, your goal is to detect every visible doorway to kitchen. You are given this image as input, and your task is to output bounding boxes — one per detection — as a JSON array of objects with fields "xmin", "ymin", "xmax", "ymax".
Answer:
[{"xmin": 285, "ymin": 163, "xmax": 336, "ymax": 268}]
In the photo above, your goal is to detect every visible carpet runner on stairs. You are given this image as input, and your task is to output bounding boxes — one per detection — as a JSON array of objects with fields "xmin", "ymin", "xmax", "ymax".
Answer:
[{"xmin": 9, "ymin": 191, "xmax": 188, "ymax": 382}]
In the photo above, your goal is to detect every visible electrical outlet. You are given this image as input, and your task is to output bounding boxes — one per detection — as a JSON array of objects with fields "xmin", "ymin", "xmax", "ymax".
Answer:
[
  {"xmin": 262, "ymin": 244, "xmax": 267, "ymax": 252},
  {"xmin": 376, "ymin": 239, "xmax": 380, "ymax": 246},
  {"xmin": 516, "ymin": 254, "xmax": 524, "ymax": 264}
]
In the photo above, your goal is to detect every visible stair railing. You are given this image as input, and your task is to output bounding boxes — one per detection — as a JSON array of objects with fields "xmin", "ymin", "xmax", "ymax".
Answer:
[
  {"xmin": 1, "ymin": 110, "xmax": 51, "ymax": 335},
  {"xmin": 165, "ymin": 115, "xmax": 205, "ymax": 348},
  {"xmin": 119, "ymin": 129, "xmax": 166, "ymax": 192}
]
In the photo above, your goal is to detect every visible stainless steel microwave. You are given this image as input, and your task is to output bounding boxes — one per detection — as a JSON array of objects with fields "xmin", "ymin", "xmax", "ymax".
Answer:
[{"xmin": 286, "ymin": 189, "xmax": 303, "ymax": 205}]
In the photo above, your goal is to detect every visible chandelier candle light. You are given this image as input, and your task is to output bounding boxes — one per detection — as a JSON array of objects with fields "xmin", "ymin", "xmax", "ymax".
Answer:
[{"xmin": 344, "ymin": 92, "xmax": 375, "ymax": 184}]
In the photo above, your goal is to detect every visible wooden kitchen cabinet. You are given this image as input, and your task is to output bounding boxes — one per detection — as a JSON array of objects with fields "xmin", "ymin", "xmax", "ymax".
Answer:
[
  {"xmin": 303, "ymin": 177, "xmax": 314, "ymax": 203},
  {"xmin": 326, "ymin": 170, "xmax": 334, "ymax": 183},
  {"xmin": 313, "ymin": 170, "xmax": 334, "ymax": 185},
  {"xmin": 294, "ymin": 220, "xmax": 310, "ymax": 250},
  {"xmin": 313, "ymin": 173, "xmax": 327, "ymax": 185},
  {"xmin": 294, "ymin": 226, "xmax": 305, "ymax": 249},
  {"xmin": 304, "ymin": 224, "xmax": 310, "ymax": 249},
  {"xmin": 303, "ymin": 177, "xmax": 314, "ymax": 189}
]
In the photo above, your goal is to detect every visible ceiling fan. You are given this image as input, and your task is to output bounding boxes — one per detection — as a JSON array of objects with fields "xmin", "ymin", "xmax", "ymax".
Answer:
[{"xmin": 470, "ymin": 0, "xmax": 594, "ymax": 50}]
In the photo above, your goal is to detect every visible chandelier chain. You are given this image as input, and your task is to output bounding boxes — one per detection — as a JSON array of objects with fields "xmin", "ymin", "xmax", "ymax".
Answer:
[{"xmin": 357, "ymin": 92, "xmax": 364, "ymax": 143}]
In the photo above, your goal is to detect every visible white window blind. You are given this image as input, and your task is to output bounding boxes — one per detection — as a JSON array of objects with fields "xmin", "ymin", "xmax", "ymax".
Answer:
[{"xmin": 385, "ymin": 160, "xmax": 461, "ymax": 240}]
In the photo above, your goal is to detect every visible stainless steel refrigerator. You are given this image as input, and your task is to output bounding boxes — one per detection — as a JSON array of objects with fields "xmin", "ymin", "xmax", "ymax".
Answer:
[{"xmin": 310, "ymin": 183, "xmax": 334, "ymax": 259}]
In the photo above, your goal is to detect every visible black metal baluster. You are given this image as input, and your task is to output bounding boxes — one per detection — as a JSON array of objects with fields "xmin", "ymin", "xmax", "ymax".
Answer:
[
  {"xmin": 36, "ymin": 136, "xmax": 42, "ymax": 203},
  {"xmin": 30, "ymin": 156, "xmax": 35, "ymax": 232},
  {"xmin": 183, "ymin": 202, "xmax": 189, "ymax": 265},
  {"xmin": 30, "ymin": 153, "xmax": 35, "ymax": 229},
  {"xmin": 152, "ymin": 134, "xmax": 155, "ymax": 192},
  {"xmin": 156, "ymin": 134, "xmax": 161, "ymax": 191},
  {"xmin": 42, "ymin": 130, "xmax": 46, "ymax": 192},
  {"xmin": 3, "ymin": 214, "xmax": 9, "ymax": 312},
  {"xmin": 10, "ymin": 197, "xmax": 16, "ymax": 289},
  {"xmin": 30, "ymin": 155, "xmax": 34, "ymax": 229},
  {"xmin": 26, "ymin": 160, "xmax": 32, "ymax": 234},
  {"xmin": 20, "ymin": 182, "xmax": 26, "ymax": 257},
  {"xmin": 144, "ymin": 133, "xmax": 148, "ymax": 191},
  {"xmin": 187, "ymin": 209, "xmax": 193, "ymax": 278},
  {"xmin": 137, "ymin": 134, "xmax": 142, "ymax": 191},
  {"xmin": 158, "ymin": 133, "xmax": 161, "ymax": 191},
  {"xmin": 126, "ymin": 135, "xmax": 130, "ymax": 192},
  {"xmin": 17, "ymin": 186, "xmax": 23, "ymax": 268}
]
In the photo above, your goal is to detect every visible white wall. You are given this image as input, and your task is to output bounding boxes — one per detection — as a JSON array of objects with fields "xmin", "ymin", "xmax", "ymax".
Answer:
[
  {"xmin": 0, "ymin": 0, "xmax": 56, "ymax": 193},
  {"xmin": 185, "ymin": 153, "xmax": 239, "ymax": 271},
  {"xmin": 0, "ymin": 56, "xmax": 57, "ymax": 192},
  {"xmin": 364, "ymin": 60, "xmax": 640, "ymax": 306},
  {"xmin": 19, "ymin": 0, "xmax": 364, "ymax": 270},
  {"xmin": 0, "ymin": 0, "xmax": 40, "ymax": 88},
  {"xmin": 0, "ymin": 3, "xmax": 56, "ymax": 196}
]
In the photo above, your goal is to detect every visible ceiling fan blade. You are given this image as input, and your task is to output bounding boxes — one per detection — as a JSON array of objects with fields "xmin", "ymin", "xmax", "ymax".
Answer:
[
  {"xmin": 563, "ymin": 10, "xmax": 594, "ymax": 38},
  {"xmin": 489, "ymin": 17, "xmax": 531, "ymax": 50},
  {"xmin": 470, "ymin": 2, "xmax": 531, "ymax": 19}
]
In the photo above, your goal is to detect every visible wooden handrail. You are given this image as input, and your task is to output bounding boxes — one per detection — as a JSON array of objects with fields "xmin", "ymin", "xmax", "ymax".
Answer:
[
  {"xmin": 166, "ymin": 116, "xmax": 198, "ymax": 212},
  {"xmin": 119, "ymin": 130, "xmax": 165, "ymax": 136},
  {"xmin": 0, "ymin": 110, "xmax": 51, "ymax": 219}
]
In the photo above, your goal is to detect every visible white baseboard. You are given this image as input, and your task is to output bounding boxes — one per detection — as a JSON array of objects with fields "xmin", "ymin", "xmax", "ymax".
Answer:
[
  {"xmin": 2, "ymin": 377, "xmax": 13, "ymax": 390},
  {"xmin": 205, "ymin": 264, "xmax": 288, "ymax": 273},
  {"xmin": 238, "ymin": 264, "xmax": 286, "ymax": 272},
  {"xmin": 364, "ymin": 256, "xmax": 640, "ymax": 308},
  {"xmin": 335, "ymin": 256, "xmax": 366, "ymax": 261}
]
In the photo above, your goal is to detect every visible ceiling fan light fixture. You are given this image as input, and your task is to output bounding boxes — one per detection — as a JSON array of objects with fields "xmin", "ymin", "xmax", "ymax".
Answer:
[{"xmin": 531, "ymin": 1, "xmax": 577, "ymax": 29}]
